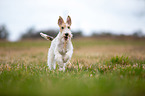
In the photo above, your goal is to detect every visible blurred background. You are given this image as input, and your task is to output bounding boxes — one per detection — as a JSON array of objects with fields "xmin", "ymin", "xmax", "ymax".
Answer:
[{"xmin": 0, "ymin": 0, "xmax": 145, "ymax": 42}]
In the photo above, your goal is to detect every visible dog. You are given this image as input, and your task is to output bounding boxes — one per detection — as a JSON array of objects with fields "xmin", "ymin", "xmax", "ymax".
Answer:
[{"xmin": 40, "ymin": 16, "xmax": 73, "ymax": 71}]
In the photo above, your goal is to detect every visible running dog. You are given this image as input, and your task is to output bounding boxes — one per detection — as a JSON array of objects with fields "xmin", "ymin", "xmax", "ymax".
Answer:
[{"xmin": 40, "ymin": 16, "xmax": 73, "ymax": 71}]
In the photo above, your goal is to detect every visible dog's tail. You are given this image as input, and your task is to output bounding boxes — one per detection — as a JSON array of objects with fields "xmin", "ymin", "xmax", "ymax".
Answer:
[{"xmin": 40, "ymin": 32, "xmax": 54, "ymax": 41}]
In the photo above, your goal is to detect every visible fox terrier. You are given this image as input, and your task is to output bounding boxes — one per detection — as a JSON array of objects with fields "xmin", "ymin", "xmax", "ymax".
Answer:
[{"xmin": 40, "ymin": 16, "xmax": 73, "ymax": 71}]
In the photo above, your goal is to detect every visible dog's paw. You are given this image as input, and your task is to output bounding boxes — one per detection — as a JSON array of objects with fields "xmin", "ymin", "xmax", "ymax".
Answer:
[
  {"xmin": 59, "ymin": 67, "xmax": 65, "ymax": 72},
  {"xmin": 63, "ymin": 54, "xmax": 70, "ymax": 63}
]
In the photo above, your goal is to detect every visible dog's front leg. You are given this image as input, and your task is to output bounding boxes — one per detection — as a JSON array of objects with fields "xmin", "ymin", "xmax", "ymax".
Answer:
[
  {"xmin": 64, "ymin": 49, "xmax": 73, "ymax": 62},
  {"xmin": 54, "ymin": 51, "xmax": 65, "ymax": 71}
]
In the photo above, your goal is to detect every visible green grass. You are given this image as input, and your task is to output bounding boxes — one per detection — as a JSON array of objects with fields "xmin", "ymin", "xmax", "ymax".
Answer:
[{"xmin": 0, "ymin": 38, "xmax": 145, "ymax": 96}]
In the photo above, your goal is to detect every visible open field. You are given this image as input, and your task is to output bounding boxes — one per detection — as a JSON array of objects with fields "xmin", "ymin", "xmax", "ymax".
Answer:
[{"xmin": 0, "ymin": 38, "xmax": 145, "ymax": 96}]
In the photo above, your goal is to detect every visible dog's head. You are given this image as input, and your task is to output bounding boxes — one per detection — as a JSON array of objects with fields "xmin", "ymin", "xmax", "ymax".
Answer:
[{"xmin": 58, "ymin": 16, "xmax": 72, "ymax": 41}]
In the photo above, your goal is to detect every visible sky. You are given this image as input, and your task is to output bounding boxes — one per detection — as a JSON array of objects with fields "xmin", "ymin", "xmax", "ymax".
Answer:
[{"xmin": 0, "ymin": 0, "xmax": 145, "ymax": 41}]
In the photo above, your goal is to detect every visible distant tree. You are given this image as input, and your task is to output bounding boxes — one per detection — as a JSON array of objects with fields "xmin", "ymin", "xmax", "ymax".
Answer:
[
  {"xmin": 21, "ymin": 27, "xmax": 83, "ymax": 40},
  {"xmin": 27, "ymin": 27, "xmax": 35, "ymax": 34},
  {"xmin": 101, "ymin": 32, "xmax": 112, "ymax": 36},
  {"xmin": 133, "ymin": 30, "xmax": 144, "ymax": 37},
  {"xmin": 91, "ymin": 32, "xmax": 100, "ymax": 37},
  {"xmin": 21, "ymin": 27, "xmax": 58, "ymax": 39},
  {"xmin": 72, "ymin": 30, "xmax": 83, "ymax": 38},
  {"xmin": 40, "ymin": 29, "xmax": 58, "ymax": 37},
  {"xmin": 21, "ymin": 27, "xmax": 35, "ymax": 38},
  {"xmin": 0, "ymin": 25, "xmax": 9, "ymax": 40},
  {"xmin": 91, "ymin": 31, "xmax": 113, "ymax": 37}
]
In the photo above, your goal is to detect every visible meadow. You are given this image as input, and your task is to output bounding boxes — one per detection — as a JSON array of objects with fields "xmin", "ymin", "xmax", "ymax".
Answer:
[{"xmin": 0, "ymin": 37, "xmax": 145, "ymax": 96}]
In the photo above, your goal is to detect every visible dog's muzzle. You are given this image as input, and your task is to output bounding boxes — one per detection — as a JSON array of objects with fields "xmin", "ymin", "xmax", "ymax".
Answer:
[{"xmin": 64, "ymin": 33, "xmax": 69, "ymax": 40}]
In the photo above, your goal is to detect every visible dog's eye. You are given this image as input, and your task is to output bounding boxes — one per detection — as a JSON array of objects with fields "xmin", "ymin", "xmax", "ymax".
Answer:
[
  {"xmin": 68, "ymin": 26, "xmax": 70, "ymax": 29},
  {"xmin": 61, "ymin": 27, "xmax": 64, "ymax": 29}
]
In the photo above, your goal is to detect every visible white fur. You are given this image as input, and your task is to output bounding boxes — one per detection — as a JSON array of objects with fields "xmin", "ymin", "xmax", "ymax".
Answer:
[
  {"xmin": 40, "ymin": 16, "xmax": 73, "ymax": 71},
  {"xmin": 48, "ymin": 32, "xmax": 73, "ymax": 71}
]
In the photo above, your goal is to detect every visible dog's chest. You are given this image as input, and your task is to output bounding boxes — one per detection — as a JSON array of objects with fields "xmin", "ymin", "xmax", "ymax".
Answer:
[{"xmin": 57, "ymin": 41, "xmax": 69, "ymax": 55}]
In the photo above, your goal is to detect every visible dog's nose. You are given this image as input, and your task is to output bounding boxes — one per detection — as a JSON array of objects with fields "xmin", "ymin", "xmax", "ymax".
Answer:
[{"xmin": 65, "ymin": 33, "xmax": 68, "ymax": 36}]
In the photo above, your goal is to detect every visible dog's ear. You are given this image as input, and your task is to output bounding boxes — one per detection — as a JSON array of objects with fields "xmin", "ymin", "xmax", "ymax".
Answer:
[
  {"xmin": 58, "ymin": 16, "xmax": 64, "ymax": 26},
  {"xmin": 67, "ymin": 16, "xmax": 71, "ymax": 25}
]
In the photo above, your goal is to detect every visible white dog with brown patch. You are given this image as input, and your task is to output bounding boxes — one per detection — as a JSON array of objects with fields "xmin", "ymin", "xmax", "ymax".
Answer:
[{"xmin": 40, "ymin": 16, "xmax": 73, "ymax": 71}]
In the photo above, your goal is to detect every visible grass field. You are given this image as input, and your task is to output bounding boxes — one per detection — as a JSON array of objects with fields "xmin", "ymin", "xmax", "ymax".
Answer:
[{"xmin": 0, "ymin": 38, "xmax": 145, "ymax": 96}]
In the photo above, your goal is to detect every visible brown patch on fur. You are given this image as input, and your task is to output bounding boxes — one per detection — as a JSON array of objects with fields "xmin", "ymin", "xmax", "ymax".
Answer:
[
  {"xmin": 47, "ymin": 36, "xmax": 54, "ymax": 41},
  {"xmin": 59, "ymin": 23, "xmax": 66, "ymax": 32},
  {"xmin": 63, "ymin": 40, "xmax": 67, "ymax": 50}
]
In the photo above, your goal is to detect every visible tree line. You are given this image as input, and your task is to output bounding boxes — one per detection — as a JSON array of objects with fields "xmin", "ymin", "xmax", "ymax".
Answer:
[{"xmin": 0, "ymin": 25, "xmax": 145, "ymax": 41}]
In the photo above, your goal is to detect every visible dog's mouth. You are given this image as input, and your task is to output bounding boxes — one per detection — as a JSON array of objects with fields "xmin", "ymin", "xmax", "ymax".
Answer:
[
  {"xmin": 64, "ymin": 36, "xmax": 68, "ymax": 40},
  {"xmin": 64, "ymin": 33, "xmax": 72, "ymax": 41}
]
